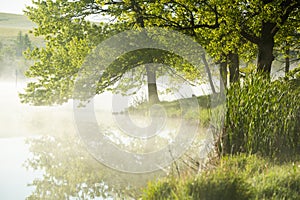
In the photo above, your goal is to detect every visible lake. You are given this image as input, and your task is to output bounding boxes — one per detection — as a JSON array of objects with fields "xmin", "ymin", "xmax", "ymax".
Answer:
[
  {"xmin": 0, "ymin": 81, "xmax": 213, "ymax": 199},
  {"xmin": 0, "ymin": 137, "xmax": 42, "ymax": 200}
]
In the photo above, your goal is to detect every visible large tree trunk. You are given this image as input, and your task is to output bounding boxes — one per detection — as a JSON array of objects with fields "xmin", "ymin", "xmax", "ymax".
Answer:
[
  {"xmin": 201, "ymin": 53, "xmax": 216, "ymax": 94},
  {"xmin": 257, "ymin": 22, "xmax": 276, "ymax": 75},
  {"xmin": 146, "ymin": 66, "xmax": 159, "ymax": 104},
  {"xmin": 228, "ymin": 51, "xmax": 239, "ymax": 83},
  {"xmin": 219, "ymin": 55, "xmax": 228, "ymax": 90},
  {"xmin": 131, "ymin": 0, "xmax": 160, "ymax": 104}
]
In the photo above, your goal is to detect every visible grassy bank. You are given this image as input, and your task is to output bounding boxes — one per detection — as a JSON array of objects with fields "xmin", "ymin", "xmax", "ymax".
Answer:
[
  {"xmin": 141, "ymin": 72, "xmax": 300, "ymax": 199},
  {"xmin": 142, "ymin": 154, "xmax": 300, "ymax": 200},
  {"xmin": 126, "ymin": 94, "xmax": 225, "ymax": 127}
]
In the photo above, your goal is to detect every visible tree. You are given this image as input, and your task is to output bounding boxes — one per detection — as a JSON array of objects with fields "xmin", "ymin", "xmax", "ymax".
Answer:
[
  {"xmin": 238, "ymin": 0, "xmax": 300, "ymax": 75},
  {"xmin": 22, "ymin": 0, "xmax": 299, "ymax": 105},
  {"xmin": 274, "ymin": 10, "xmax": 300, "ymax": 75},
  {"xmin": 129, "ymin": 0, "xmax": 160, "ymax": 103},
  {"xmin": 141, "ymin": 0, "xmax": 300, "ymax": 78},
  {"xmin": 15, "ymin": 31, "xmax": 32, "ymax": 57},
  {"xmin": 21, "ymin": 0, "xmax": 109, "ymax": 105},
  {"xmin": 21, "ymin": 0, "xmax": 210, "ymax": 105}
]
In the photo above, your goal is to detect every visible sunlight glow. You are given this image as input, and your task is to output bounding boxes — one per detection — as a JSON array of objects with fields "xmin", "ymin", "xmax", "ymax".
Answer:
[{"xmin": 0, "ymin": 0, "xmax": 33, "ymax": 14}]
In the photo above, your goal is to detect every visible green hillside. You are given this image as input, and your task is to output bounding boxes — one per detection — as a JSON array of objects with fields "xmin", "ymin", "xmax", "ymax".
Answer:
[
  {"xmin": 0, "ymin": 12, "xmax": 35, "ymax": 29},
  {"xmin": 0, "ymin": 12, "xmax": 42, "ymax": 45},
  {"xmin": 0, "ymin": 13, "xmax": 43, "ymax": 80}
]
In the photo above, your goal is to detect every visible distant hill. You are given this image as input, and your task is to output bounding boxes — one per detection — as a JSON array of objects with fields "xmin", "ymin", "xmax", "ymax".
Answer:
[
  {"xmin": 0, "ymin": 12, "xmax": 42, "ymax": 45},
  {"xmin": 0, "ymin": 12, "xmax": 35, "ymax": 29}
]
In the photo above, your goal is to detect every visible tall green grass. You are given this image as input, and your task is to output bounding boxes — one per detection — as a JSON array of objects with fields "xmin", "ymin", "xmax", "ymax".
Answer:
[
  {"xmin": 218, "ymin": 73, "xmax": 300, "ymax": 159},
  {"xmin": 141, "ymin": 154, "xmax": 300, "ymax": 200}
]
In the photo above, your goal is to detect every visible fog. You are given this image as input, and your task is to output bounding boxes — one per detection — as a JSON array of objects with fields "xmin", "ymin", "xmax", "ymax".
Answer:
[
  {"xmin": 0, "ymin": 73, "xmax": 215, "ymax": 198},
  {"xmin": 0, "ymin": 81, "xmax": 75, "ymax": 138},
  {"xmin": 0, "ymin": 79, "xmax": 120, "ymax": 138}
]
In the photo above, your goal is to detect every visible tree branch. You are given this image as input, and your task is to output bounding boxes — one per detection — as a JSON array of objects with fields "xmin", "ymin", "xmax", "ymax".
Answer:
[
  {"xmin": 240, "ymin": 29, "xmax": 260, "ymax": 44},
  {"xmin": 272, "ymin": 1, "xmax": 300, "ymax": 36}
]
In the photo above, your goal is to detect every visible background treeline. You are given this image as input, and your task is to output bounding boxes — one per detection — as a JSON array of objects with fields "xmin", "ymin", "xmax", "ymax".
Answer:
[{"xmin": 0, "ymin": 13, "xmax": 42, "ymax": 80}]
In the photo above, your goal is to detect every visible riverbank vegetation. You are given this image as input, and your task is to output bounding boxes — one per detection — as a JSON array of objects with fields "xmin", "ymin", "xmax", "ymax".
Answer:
[
  {"xmin": 15, "ymin": 0, "xmax": 300, "ymax": 199},
  {"xmin": 141, "ymin": 71, "xmax": 300, "ymax": 199},
  {"xmin": 142, "ymin": 154, "xmax": 300, "ymax": 200}
]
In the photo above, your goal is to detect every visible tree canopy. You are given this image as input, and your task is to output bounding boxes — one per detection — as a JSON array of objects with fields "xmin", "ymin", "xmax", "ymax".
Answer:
[{"xmin": 20, "ymin": 0, "xmax": 300, "ymax": 105}]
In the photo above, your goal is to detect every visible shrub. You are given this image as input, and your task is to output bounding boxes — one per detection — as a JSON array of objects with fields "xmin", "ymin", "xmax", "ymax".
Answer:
[
  {"xmin": 186, "ymin": 171, "xmax": 252, "ymax": 200},
  {"xmin": 141, "ymin": 179, "xmax": 178, "ymax": 200}
]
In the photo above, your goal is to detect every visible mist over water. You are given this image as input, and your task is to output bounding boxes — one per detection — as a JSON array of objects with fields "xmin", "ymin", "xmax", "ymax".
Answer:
[
  {"xmin": 0, "ymin": 137, "xmax": 43, "ymax": 200},
  {"xmin": 0, "ymin": 73, "xmax": 215, "ymax": 199},
  {"xmin": 0, "ymin": 79, "xmax": 128, "ymax": 199},
  {"xmin": 0, "ymin": 81, "xmax": 75, "ymax": 138},
  {"xmin": 0, "ymin": 78, "xmax": 117, "ymax": 138}
]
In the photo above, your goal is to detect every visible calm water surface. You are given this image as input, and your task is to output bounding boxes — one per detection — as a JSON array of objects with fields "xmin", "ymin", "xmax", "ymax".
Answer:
[
  {"xmin": 0, "ymin": 81, "xmax": 212, "ymax": 199},
  {"xmin": 0, "ymin": 137, "xmax": 42, "ymax": 200}
]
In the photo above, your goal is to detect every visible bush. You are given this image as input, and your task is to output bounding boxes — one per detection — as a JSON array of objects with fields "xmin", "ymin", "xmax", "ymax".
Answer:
[
  {"xmin": 218, "ymin": 73, "xmax": 300, "ymax": 158},
  {"xmin": 141, "ymin": 179, "xmax": 179, "ymax": 200},
  {"xmin": 186, "ymin": 171, "xmax": 252, "ymax": 200}
]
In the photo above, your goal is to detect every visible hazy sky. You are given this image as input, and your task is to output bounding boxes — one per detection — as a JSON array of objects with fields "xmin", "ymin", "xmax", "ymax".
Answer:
[{"xmin": 0, "ymin": 0, "xmax": 33, "ymax": 14}]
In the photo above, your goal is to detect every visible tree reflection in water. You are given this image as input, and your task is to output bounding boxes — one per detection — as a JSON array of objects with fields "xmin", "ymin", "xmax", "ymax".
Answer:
[{"xmin": 24, "ymin": 135, "xmax": 164, "ymax": 199}]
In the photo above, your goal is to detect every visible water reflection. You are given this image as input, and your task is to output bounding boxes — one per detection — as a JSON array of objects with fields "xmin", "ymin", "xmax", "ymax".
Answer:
[
  {"xmin": 0, "ymin": 138, "xmax": 42, "ymax": 200},
  {"xmin": 24, "ymin": 134, "xmax": 165, "ymax": 199},
  {"xmin": 0, "ymin": 81, "xmax": 215, "ymax": 199}
]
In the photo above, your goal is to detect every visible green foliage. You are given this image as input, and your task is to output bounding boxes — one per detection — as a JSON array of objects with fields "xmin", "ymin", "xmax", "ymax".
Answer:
[
  {"xmin": 255, "ymin": 165, "xmax": 300, "ymax": 200},
  {"xmin": 19, "ymin": 0, "xmax": 115, "ymax": 105},
  {"xmin": 21, "ymin": 0, "xmax": 206, "ymax": 105},
  {"xmin": 20, "ymin": 36, "xmax": 92, "ymax": 105},
  {"xmin": 218, "ymin": 154, "xmax": 300, "ymax": 200},
  {"xmin": 142, "ymin": 179, "xmax": 177, "ymax": 200},
  {"xmin": 127, "ymin": 95, "xmax": 213, "ymax": 126},
  {"xmin": 15, "ymin": 31, "xmax": 32, "ymax": 56},
  {"xmin": 186, "ymin": 171, "xmax": 252, "ymax": 200},
  {"xmin": 142, "ymin": 154, "xmax": 300, "ymax": 200},
  {"xmin": 288, "ymin": 65, "xmax": 300, "ymax": 80},
  {"xmin": 218, "ymin": 154, "xmax": 270, "ymax": 176},
  {"xmin": 0, "ymin": 29, "xmax": 35, "ymax": 78},
  {"xmin": 219, "ymin": 73, "xmax": 300, "ymax": 158},
  {"xmin": 21, "ymin": 0, "xmax": 300, "ymax": 105},
  {"xmin": 144, "ymin": 0, "xmax": 300, "ymax": 72}
]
